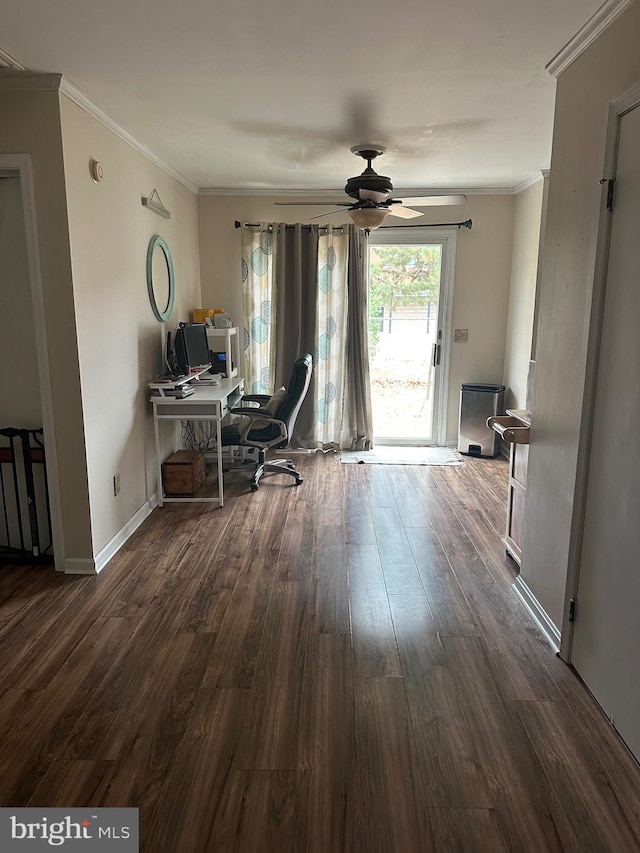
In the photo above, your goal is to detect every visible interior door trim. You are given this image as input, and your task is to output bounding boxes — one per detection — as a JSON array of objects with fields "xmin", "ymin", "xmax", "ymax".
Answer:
[{"xmin": 560, "ymin": 82, "xmax": 640, "ymax": 663}]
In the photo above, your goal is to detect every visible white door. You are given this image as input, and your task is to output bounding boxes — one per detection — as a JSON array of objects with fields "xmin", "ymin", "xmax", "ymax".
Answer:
[{"xmin": 571, "ymin": 103, "xmax": 640, "ymax": 761}]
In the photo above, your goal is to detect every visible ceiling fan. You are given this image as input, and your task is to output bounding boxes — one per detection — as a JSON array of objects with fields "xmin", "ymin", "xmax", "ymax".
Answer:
[{"xmin": 275, "ymin": 145, "xmax": 467, "ymax": 230}]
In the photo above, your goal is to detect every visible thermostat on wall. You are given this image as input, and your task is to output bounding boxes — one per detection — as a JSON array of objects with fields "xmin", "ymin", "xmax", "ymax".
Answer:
[{"xmin": 90, "ymin": 159, "xmax": 104, "ymax": 182}]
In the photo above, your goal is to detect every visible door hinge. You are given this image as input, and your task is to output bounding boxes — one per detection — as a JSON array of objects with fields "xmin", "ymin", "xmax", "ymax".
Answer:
[
  {"xmin": 600, "ymin": 178, "xmax": 616, "ymax": 211},
  {"xmin": 568, "ymin": 598, "xmax": 577, "ymax": 623}
]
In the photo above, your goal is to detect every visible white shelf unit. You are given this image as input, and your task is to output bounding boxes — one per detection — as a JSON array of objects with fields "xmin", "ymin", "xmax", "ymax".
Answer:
[{"xmin": 206, "ymin": 326, "xmax": 239, "ymax": 379}]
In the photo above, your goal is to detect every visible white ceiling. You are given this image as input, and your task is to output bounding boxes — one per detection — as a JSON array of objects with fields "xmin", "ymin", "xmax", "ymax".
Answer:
[{"xmin": 0, "ymin": 0, "xmax": 605, "ymax": 194}]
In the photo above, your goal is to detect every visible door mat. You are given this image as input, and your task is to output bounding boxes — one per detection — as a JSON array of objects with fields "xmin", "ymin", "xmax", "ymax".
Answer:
[{"xmin": 339, "ymin": 447, "xmax": 463, "ymax": 466}]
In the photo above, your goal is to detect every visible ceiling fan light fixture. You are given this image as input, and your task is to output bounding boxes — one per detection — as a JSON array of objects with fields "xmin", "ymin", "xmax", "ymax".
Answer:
[{"xmin": 348, "ymin": 207, "xmax": 388, "ymax": 230}]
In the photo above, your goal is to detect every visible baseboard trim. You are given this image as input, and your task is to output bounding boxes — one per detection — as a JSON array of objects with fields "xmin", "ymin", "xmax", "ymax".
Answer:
[
  {"xmin": 512, "ymin": 575, "xmax": 561, "ymax": 653},
  {"xmin": 65, "ymin": 496, "xmax": 158, "ymax": 575},
  {"xmin": 64, "ymin": 558, "xmax": 97, "ymax": 575}
]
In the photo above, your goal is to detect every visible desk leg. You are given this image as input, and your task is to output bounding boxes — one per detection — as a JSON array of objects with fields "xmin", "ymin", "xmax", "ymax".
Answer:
[
  {"xmin": 153, "ymin": 410, "xmax": 163, "ymax": 508},
  {"xmin": 216, "ymin": 416, "xmax": 224, "ymax": 506}
]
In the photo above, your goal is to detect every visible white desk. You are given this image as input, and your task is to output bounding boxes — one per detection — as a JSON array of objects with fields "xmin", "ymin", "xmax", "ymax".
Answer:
[{"xmin": 150, "ymin": 377, "xmax": 244, "ymax": 507}]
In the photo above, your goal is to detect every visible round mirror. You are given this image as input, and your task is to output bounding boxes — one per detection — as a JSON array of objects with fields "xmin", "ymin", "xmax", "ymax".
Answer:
[{"xmin": 146, "ymin": 235, "xmax": 175, "ymax": 321}]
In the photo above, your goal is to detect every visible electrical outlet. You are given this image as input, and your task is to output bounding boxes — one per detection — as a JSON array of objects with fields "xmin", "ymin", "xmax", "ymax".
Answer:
[
  {"xmin": 113, "ymin": 473, "xmax": 121, "ymax": 496},
  {"xmin": 454, "ymin": 328, "xmax": 469, "ymax": 343}
]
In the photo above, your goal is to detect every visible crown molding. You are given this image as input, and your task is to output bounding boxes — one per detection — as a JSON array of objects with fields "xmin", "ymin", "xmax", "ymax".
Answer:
[
  {"xmin": 0, "ymin": 49, "xmax": 25, "ymax": 71},
  {"xmin": 546, "ymin": 0, "xmax": 633, "ymax": 78},
  {"xmin": 0, "ymin": 71, "xmax": 197, "ymax": 193},
  {"xmin": 59, "ymin": 78, "xmax": 198, "ymax": 193},
  {"xmin": 514, "ymin": 170, "xmax": 549, "ymax": 194},
  {"xmin": 199, "ymin": 185, "xmax": 517, "ymax": 197},
  {"xmin": 0, "ymin": 70, "xmax": 62, "ymax": 90}
]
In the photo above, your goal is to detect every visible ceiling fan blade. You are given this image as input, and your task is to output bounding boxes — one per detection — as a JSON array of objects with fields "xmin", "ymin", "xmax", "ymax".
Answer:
[
  {"xmin": 394, "ymin": 194, "xmax": 468, "ymax": 207},
  {"xmin": 359, "ymin": 188, "xmax": 391, "ymax": 203},
  {"xmin": 274, "ymin": 201, "xmax": 352, "ymax": 207},
  {"xmin": 309, "ymin": 209, "xmax": 348, "ymax": 220},
  {"xmin": 386, "ymin": 205, "xmax": 423, "ymax": 219}
]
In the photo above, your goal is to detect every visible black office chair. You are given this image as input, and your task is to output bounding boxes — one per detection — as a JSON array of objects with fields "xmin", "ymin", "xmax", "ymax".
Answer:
[{"xmin": 221, "ymin": 353, "xmax": 313, "ymax": 491}]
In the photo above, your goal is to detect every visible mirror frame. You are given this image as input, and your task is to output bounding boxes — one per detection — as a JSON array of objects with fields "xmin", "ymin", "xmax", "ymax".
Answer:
[{"xmin": 146, "ymin": 234, "xmax": 175, "ymax": 321}]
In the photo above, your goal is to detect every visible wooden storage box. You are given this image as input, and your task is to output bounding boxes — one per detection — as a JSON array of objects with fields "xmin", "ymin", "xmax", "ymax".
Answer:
[{"xmin": 162, "ymin": 449, "xmax": 206, "ymax": 496}]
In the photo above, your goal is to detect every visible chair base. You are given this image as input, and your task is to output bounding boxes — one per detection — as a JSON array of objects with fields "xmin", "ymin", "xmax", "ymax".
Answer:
[
  {"xmin": 223, "ymin": 450, "xmax": 303, "ymax": 492},
  {"xmin": 250, "ymin": 458, "xmax": 303, "ymax": 491}
]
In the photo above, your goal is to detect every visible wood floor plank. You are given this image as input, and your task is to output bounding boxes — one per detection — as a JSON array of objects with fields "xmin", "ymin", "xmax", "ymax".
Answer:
[
  {"xmin": 441, "ymin": 635, "xmax": 572, "ymax": 851},
  {"xmin": 141, "ymin": 687, "xmax": 250, "ymax": 853},
  {"xmin": 448, "ymin": 553, "xmax": 565, "ymax": 701},
  {"xmin": 370, "ymin": 505, "xmax": 424, "ymax": 596},
  {"xmin": 0, "ymin": 615, "xmax": 140, "ymax": 804},
  {"xmin": 348, "ymin": 541, "xmax": 402, "ymax": 677},
  {"xmin": 200, "ymin": 548, "xmax": 276, "ymax": 689},
  {"xmin": 275, "ymin": 498, "xmax": 315, "ymax": 582},
  {"xmin": 428, "ymin": 807, "xmax": 510, "ymax": 852},
  {"xmin": 315, "ymin": 454, "xmax": 344, "ymax": 526},
  {"xmin": 515, "ymin": 698, "xmax": 640, "ymax": 852},
  {"xmin": 388, "ymin": 594, "xmax": 492, "ymax": 808},
  {"xmin": 209, "ymin": 769, "xmax": 298, "ymax": 853},
  {"xmin": 345, "ymin": 677, "xmax": 433, "ymax": 853},
  {"xmin": 404, "ymin": 524, "xmax": 479, "ymax": 637},
  {"xmin": 62, "ymin": 600, "xmax": 198, "ymax": 762},
  {"xmin": 235, "ymin": 580, "xmax": 308, "ymax": 770},
  {"xmin": 296, "ymin": 633, "xmax": 355, "ymax": 852},
  {"xmin": 309, "ymin": 524, "xmax": 350, "ymax": 634},
  {"xmin": 26, "ymin": 759, "xmax": 116, "ymax": 808}
]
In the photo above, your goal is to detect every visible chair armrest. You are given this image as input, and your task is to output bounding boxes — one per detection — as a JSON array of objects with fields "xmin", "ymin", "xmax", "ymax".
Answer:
[
  {"xmin": 239, "ymin": 394, "xmax": 271, "ymax": 405},
  {"xmin": 233, "ymin": 411, "xmax": 288, "ymax": 446},
  {"xmin": 229, "ymin": 406, "xmax": 273, "ymax": 418}
]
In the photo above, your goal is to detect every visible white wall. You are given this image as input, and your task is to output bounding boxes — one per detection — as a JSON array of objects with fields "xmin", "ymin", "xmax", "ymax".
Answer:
[
  {"xmin": 521, "ymin": 1, "xmax": 640, "ymax": 632},
  {"xmin": 59, "ymin": 94, "xmax": 201, "ymax": 558},
  {"xmin": 198, "ymin": 193, "xmax": 515, "ymax": 442},
  {"xmin": 503, "ymin": 177, "xmax": 545, "ymax": 410}
]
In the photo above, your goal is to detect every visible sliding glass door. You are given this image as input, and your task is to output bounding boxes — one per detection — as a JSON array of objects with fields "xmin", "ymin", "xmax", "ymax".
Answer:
[{"xmin": 367, "ymin": 228, "xmax": 456, "ymax": 445}]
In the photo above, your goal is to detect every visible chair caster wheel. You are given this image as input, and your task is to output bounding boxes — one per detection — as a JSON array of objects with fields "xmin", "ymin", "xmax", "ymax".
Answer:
[
  {"xmin": 295, "ymin": 477, "xmax": 303, "ymax": 486},
  {"xmin": 251, "ymin": 483, "xmax": 259, "ymax": 492}
]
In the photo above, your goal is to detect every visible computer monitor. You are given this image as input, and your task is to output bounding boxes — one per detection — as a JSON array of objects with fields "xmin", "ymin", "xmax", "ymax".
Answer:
[{"xmin": 174, "ymin": 323, "xmax": 211, "ymax": 374}]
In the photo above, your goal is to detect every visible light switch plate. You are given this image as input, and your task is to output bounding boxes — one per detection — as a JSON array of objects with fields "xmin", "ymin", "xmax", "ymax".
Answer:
[{"xmin": 454, "ymin": 329, "xmax": 469, "ymax": 343}]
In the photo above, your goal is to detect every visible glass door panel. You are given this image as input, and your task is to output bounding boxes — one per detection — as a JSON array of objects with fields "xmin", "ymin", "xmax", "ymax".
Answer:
[{"xmin": 368, "ymin": 244, "xmax": 442, "ymax": 444}]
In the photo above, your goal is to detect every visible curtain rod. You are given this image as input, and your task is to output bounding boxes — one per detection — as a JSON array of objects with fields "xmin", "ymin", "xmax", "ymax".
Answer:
[
  {"xmin": 235, "ymin": 218, "xmax": 472, "ymax": 231},
  {"xmin": 380, "ymin": 219, "xmax": 472, "ymax": 230},
  {"xmin": 235, "ymin": 221, "xmax": 345, "ymax": 232}
]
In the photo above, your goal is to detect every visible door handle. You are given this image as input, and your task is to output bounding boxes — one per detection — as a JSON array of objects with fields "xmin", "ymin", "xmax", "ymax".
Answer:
[{"xmin": 432, "ymin": 343, "xmax": 441, "ymax": 367}]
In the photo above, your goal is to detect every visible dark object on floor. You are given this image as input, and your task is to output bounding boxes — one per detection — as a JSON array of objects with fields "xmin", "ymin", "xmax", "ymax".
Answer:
[
  {"xmin": 0, "ymin": 427, "xmax": 53, "ymax": 562},
  {"xmin": 162, "ymin": 449, "xmax": 206, "ymax": 495},
  {"xmin": 221, "ymin": 354, "xmax": 313, "ymax": 491}
]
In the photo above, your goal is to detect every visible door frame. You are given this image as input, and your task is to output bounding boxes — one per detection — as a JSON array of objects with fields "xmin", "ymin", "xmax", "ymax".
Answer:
[
  {"xmin": 0, "ymin": 154, "xmax": 64, "ymax": 572},
  {"xmin": 560, "ymin": 82, "xmax": 640, "ymax": 662},
  {"xmin": 367, "ymin": 227, "xmax": 457, "ymax": 446}
]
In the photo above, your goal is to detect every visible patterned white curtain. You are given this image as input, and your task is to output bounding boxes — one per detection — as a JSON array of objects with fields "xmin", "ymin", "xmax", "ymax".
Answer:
[
  {"xmin": 240, "ymin": 225, "xmax": 275, "ymax": 394},
  {"xmin": 315, "ymin": 227, "xmax": 348, "ymax": 448}
]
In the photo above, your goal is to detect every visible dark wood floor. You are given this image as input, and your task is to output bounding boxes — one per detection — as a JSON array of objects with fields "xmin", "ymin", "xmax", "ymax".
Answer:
[{"xmin": 0, "ymin": 452, "xmax": 639, "ymax": 851}]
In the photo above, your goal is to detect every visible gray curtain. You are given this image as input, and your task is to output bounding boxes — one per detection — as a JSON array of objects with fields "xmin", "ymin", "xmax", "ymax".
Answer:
[
  {"xmin": 267, "ymin": 221, "xmax": 373, "ymax": 450},
  {"xmin": 273, "ymin": 223, "xmax": 319, "ymax": 446},
  {"xmin": 344, "ymin": 224, "xmax": 373, "ymax": 450}
]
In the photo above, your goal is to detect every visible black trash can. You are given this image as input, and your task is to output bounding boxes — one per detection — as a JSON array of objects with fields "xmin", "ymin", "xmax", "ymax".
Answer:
[{"xmin": 458, "ymin": 383, "xmax": 505, "ymax": 457}]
